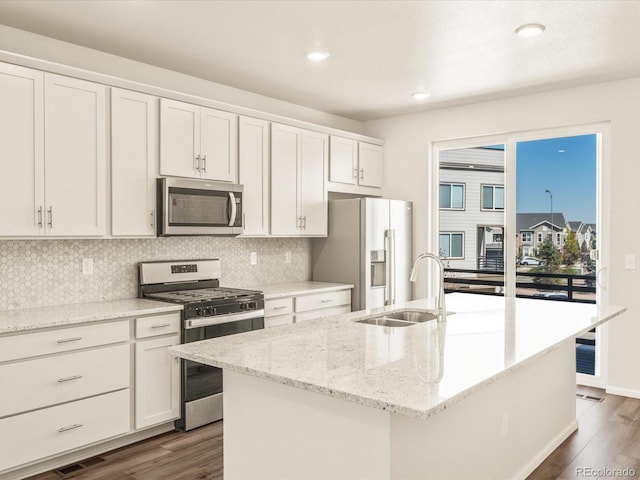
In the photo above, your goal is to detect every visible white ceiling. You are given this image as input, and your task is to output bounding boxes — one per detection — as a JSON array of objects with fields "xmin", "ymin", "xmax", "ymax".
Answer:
[{"xmin": 1, "ymin": 0, "xmax": 640, "ymax": 121}]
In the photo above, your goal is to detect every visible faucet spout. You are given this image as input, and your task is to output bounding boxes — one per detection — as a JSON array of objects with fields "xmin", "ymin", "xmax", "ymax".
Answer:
[{"xmin": 409, "ymin": 253, "xmax": 446, "ymax": 314}]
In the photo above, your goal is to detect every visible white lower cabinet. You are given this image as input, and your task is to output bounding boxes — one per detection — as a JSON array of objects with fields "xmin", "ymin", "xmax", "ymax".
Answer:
[
  {"xmin": 134, "ymin": 314, "xmax": 181, "ymax": 429},
  {"xmin": 0, "ymin": 390, "xmax": 130, "ymax": 472},
  {"xmin": 263, "ymin": 288, "xmax": 352, "ymax": 327}
]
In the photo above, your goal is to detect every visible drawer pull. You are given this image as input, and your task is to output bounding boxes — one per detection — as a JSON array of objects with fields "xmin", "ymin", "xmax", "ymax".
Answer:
[
  {"xmin": 57, "ymin": 375, "xmax": 83, "ymax": 383},
  {"xmin": 58, "ymin": 423, "xmax": 83, "ymax": 433},
  {"xmin": 151, "ymin": 323, "xmax": 171, "ymax": 329},
  {"xmin": 273, "ymin": 306, "xmax": 288, "ymax": 310},
  {"xmin": 320, "ymin": 299, "xmax": 333, "ymax": 303},
  {"xmin": 57, "ymin": 337, "xmax": 82, "ymax": 344}
]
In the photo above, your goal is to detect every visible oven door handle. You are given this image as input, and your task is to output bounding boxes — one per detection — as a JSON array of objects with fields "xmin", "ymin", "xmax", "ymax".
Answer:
[{"xmin": 185, "ymin": 309, "xmax": 264, "ymax": 329}]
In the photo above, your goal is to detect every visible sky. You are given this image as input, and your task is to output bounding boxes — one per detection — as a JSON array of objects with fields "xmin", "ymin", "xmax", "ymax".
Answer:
[{"xmin": 515, "ymin": 134, "xmax": 597, "ymax": 224}]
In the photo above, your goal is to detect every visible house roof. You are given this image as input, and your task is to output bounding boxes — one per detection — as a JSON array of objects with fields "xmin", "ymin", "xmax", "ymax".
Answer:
[
  {"xmin": 567, "ymin": 221, "xmax": 583, "ymax": 232},
  {"xmin": 516, "ymin": 213, "xmax": 567, "ymax": 232}
]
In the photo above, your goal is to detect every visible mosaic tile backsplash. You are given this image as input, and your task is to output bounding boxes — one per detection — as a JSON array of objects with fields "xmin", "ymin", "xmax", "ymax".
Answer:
[{"xmin": 0, "ymin": 237, "xmax": 311, "ymax": 311}]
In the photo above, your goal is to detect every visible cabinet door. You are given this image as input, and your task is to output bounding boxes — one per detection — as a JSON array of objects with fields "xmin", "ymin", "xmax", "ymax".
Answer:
[
  {"xmin": 329, "ymin": 136, "xmax": 357, "ymax": 185},
  {"xmin": 271, "ymin": 123, "xmax": 300, "ymax": 235},
  {"xmin": 0, "ymin": 63, "xmax": 44, "ymax": 236},
  {"xmin": 239, "ymin": 116, "xmax": 270, "ymax": 235},
  {"xmin": 358, "ymin": 142, "xmax": 383, "ymax": 188},
  {"xmin": 200, "ymin": 107, "xmax": 237, "ymax": 182},
  {"xmin": 111, "ymin": 88, "xmax": 158, "ymax": 236},
  {"xmin": 135, "ymin": 334, "xmax": 180, "ymax": 429},
  {"xmin": 44, "ymin": 73, "xmax": 106, "ymax": 236},
  {"xmin": 159, "ymin": 98, "xmax": 200, "ymax": 178},
  {"xmin": 300, "ymin": 130, "xmax": 328, "ymax": 236}
]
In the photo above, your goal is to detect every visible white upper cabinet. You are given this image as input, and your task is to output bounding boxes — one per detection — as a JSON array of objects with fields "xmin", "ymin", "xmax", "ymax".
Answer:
[
  {"xmin": 357, "ymin": 142, "xmax": 383, "ymax": 188},
  {"xmin": 271, "ymin": 123, "xmax": 327, "ymax": 236},
  {"xmin": 160, "ymin": 98, "xmax": 237, "ymax": 182},
  {"xmin": 239, "ymin": 116, "xmax": 270, "ymax": 236},
  {"xmin": 328, "ymin": 136, "xmax": 383, "ymax": 192},
  {"xmin": 111, "ymin": 88, "xmax": 158, "ymax": 237},
  {"xmin": 44, "ymin": 74, "xmax": 107, "ymax": 236},
  {"xmin": 0, "ymin": 63, "xmax": 44, "ymax": 236},
  {"xmin": 0, "ymin": 65, "xmax": 106, "ymax": 238}
]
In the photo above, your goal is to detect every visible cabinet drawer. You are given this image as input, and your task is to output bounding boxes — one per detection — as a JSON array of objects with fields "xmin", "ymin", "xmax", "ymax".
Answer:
[
  {"xmin": 0, "ymin": 389, "xmax": 130, "ymax": 472},
  {"xmin": 265, "ymin": 297, "xmax": 293, "ymax": 317},
  {"xmin": 136, "ymin": 313, "xmax": 181, "ymax": 339},
  {"xmin": 0, "ymin": 343, "xmax": 130, "ymax": 418},
  {"xmin": 295, "ymin": 290, "xmax": 351, "ymax": 313},
  {"xmin": 0, "ymin": 320, "xmax": 129, "ymax": 363},
  {"xmin": 264, "ymin": 314, "xmax": 294, "ymax": 328},
  {"xmin": 295, "ymin": 305, "xmax": 351, "ymax": 323}
]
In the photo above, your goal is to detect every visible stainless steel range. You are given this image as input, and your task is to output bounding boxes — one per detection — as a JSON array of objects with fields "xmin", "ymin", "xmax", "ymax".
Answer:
[{"xmin": 138, "ymin": 259, "xmax": 264, "ymax": 431}]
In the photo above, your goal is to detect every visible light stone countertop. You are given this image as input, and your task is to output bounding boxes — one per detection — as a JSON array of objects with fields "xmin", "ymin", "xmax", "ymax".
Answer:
[
  {"xmin": 0, "ymin": 298, "xmax": 183, "ymax": 334},
  {"xmin": 170, "ymin": 293, "xmax": 626, "ymax": 420},
  {"xmin": 231, "ymin": 281, "xmax": 354, "ymax": 300}
]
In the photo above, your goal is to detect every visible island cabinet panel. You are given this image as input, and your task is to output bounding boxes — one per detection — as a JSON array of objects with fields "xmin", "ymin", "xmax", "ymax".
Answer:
[
  {"xmin": 111, "ymin": 88, "xmax": 158, "ymax": 237},
  {"xmin": 0, "ymin": 389, "xmax": 130, "ymax": 473},
  {"xmin": 263, "ymin": 288, "xmax": 352, "ymax": 327}
]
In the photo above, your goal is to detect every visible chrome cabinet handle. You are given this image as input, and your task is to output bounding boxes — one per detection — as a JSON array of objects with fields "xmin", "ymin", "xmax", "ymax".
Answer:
[
  {"xmin": 202, "ymin": 154, "xmax": 207, "ymax": 173},
  {"xmin": 151, "ymin": 323, "xmax": 171, "ymax": 329},
  {"xmin": 150, "ymin": 210, "xmax": 155, "ymax": 229},
  {"xmin": 296, "ymin": 216, "xmax": 301, "ymax": 229},
  {"xmin": 273, "ymin": 306, "xmax": 288, "ymax": 310},
  {"xmin": 57, "ymin": 375, "xmax": 83, "ymax": 383},
  {"xmin": 48, "ymin": 207, "xmax": 53, "ymax": 228},
  {"xmin": 303, "ymin": 216, "xmax": 307, "ymax": 229},
  {"xmin": 37, "ymin": 206, "xmax": 43, "ymax": 227},
  {"xmin": 320, "ymin": 299, "xmax": 332, "ymax": 304},
  {"xmin": 58, "ymin": 424, "xmax": 83, "ymax": 433},
  {"xmin": 195, "ymin": 154, "xmax": 201, "ymax": 172},
  {"xmin": 57, "ymin": 337, "xmax": 82, "ymax": 344},
  {"xmin": 353, "ymin": 167, "xmax": 358, "ymax": 178},
  {"xmin": 360, "ymin": 168, "xmax": 364, "ymax": 180}
]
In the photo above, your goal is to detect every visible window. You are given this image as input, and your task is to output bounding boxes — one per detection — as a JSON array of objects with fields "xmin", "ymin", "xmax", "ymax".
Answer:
[
  {"xmin": 440, "ymin": 183, "xmax": 464, "ymax": 209},
  {"xmin": 537, "ymin": 232, "xmax": 543, "ymax": 243},
  {"xmin": 439, "ymin": 233, "xmax": 464, "ymax": 258},
  {"xmin": 481, "ymin": 185, "xmax": 504, "ymax": 210},
  {"xmin": 521, "ymin": 232, "xmax": 532, "ymax": 242},
  {"xmin": 492, "ymin": 233, "xmax": 503, "ymax": 243}
]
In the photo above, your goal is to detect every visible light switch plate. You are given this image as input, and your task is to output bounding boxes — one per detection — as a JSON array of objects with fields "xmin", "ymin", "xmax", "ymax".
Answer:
[
  {"xmin": 82, "ymin": 258, "xmax": 94, "ymax": 275},
  {"xmin": 250, "ymin": 252, "xmax": 257, "ymax": 266},
  {"xmin": 625, "ymin": 254, "xmax": 636, "ymax": 270}
]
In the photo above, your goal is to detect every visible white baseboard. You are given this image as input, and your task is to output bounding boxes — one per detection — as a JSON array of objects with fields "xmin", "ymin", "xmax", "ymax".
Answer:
[
  {"xmin": 515, "ymin": 419, "xmax": 578, "ymax": 480},
  {"xmin": 606, "ymin": 385, "xmax": 640, "ymax": 399}
]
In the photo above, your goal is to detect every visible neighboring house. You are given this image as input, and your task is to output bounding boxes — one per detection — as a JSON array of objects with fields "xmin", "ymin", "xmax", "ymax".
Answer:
[
  {"xmin": 439, "ymin": 147, "xmax": 505, "ymax": 270},
  {"xmin": 516, "ymin": 212, "xmax": 567, "ymax": 257}
]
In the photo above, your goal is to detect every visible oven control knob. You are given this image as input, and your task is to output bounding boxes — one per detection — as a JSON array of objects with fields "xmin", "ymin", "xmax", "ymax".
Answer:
[
  {"xmin": 239, "ymin": 302, "xmax": 247, "ymax": 310},
  {"xmin": 206, "ymin": 306, "xmax": 216, "ymax": 316},
  {"xmin": 195, "ymin": 307, "xmax": 205, "ymax": 316}
]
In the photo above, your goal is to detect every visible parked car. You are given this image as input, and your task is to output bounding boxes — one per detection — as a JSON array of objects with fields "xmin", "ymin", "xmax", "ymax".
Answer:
[{"xmin": 518, "ymin": 256, "xmax": 541, "ymax": 266}]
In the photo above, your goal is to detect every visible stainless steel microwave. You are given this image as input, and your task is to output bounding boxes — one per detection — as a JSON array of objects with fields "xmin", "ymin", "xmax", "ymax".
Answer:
[{"xmin": 157, "ymin": 177, "xmax": 243, "ymax": 236}]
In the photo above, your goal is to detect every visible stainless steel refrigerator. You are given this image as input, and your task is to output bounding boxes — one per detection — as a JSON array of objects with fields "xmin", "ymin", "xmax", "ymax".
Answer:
[{"xmin": 312, "ymin": 198, "xmax": 413, "ymax": 311}]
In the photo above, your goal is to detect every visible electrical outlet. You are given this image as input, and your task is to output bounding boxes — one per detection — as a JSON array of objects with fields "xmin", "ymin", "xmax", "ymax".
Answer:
[
  {"xmin": 625, "ymin": 254, "xmax": 636, "ymax": 270},
  {"xmin": 82, "ymin": 258, "xmax": 94, "ymax": 276},
  {"xmin": 250, "ymin": 252, "xmax": 257, "ymax": 266},
  {"xmin": 285, "ymin": 251, "xmax": 292, "ymax": 264}
]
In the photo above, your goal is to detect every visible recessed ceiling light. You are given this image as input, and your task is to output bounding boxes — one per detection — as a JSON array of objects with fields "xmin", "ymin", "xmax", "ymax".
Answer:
[
  {"xmin": 412, "ymin": 92, "xmax": 431, "ymax": 100},
  {"xmin": 515, "ymin": 23, "xmax": 545, "ymax": 37},
  {"xmin": 306, "ymin": 51, "xmax": 330, "ymax": 62}
]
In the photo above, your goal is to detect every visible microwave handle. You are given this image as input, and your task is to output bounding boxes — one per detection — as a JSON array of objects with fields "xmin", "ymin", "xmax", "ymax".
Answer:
[{"xmin": 228, "ymin": 192, "xmax": 237, "ymax": 227}]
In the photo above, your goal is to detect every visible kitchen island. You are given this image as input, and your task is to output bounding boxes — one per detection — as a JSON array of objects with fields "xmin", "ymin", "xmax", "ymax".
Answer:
[{"xmin": 170, "ymin": 293, "xmax": 625, "ymax": 480}]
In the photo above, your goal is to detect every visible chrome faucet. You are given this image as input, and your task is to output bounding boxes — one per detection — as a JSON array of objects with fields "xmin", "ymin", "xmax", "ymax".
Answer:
[{"xmin": 409, "ymin": 253, "xmax": 446, "ymax": 314}]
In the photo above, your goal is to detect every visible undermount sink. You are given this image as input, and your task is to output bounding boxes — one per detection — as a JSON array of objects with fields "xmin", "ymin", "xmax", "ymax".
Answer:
[{"xmin": 354, "ymin": 309, "xmax": 454, "ymax": 328}]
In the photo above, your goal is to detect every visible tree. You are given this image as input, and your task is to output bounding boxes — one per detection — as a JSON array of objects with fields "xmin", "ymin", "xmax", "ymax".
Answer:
[
  {"xmin": 562, "ymin": 230, "xmax": 581, "ymax": 265},
  {"xmin": 538, "ymin": 236, "xmax": 561, "ymax": 270}
]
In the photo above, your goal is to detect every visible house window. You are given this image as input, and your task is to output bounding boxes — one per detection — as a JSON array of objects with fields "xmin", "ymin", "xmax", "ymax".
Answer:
[
  {"xmin": 481, "ymin": 185, "xmax": 504, "ymax": 210},
  {"xmin": 492, "ymin": 233, "xmax": 503, "ymax": 243},
  {"xmin": 537, "ymin": 232, "xmax": 543, "ymax": 243},
  {"xmin": 440, "ymin": 183, "xmax": 464, "ymax": 209},
  {"xmin": 521, "ymin": 232, "xmax": 532, "ymax": 242},
  {"xmin": 439, "ymin": 232, "xmax": 464, "ymax": 259}
]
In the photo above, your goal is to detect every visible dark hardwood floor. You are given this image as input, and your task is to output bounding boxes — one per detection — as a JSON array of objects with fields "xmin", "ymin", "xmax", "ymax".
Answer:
[{"xmin": 26, "ymin": 387, "xmax": 640, "ymax": 480}]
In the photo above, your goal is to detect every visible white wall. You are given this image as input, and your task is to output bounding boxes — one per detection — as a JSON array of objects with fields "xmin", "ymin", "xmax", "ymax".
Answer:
[
  {"xmin": 364, "ymin": 78, "xmax": 640, "ymax": 395},
  {"xmin": 0, "ymin": 25, "xmax": 363, "ymax": 133}
]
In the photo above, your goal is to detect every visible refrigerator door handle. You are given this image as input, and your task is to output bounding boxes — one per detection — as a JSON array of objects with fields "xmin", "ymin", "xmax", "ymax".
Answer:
[{"xmin": 387, "ymin": 229, "xmax": 396, "ymax": 305}]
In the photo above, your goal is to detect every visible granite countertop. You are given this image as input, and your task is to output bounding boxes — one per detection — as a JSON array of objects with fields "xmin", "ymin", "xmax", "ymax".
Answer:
[
  {"xmin": 240, "ymin": 281, "xmax": 354, "ymax": 300},
  {"xmin": 170, "ymin": 293, "xmax": 625, "ymax": 420},
  {"xmin": 0, "ymin": 298, "xmax": 183, "ymax": 334}
]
